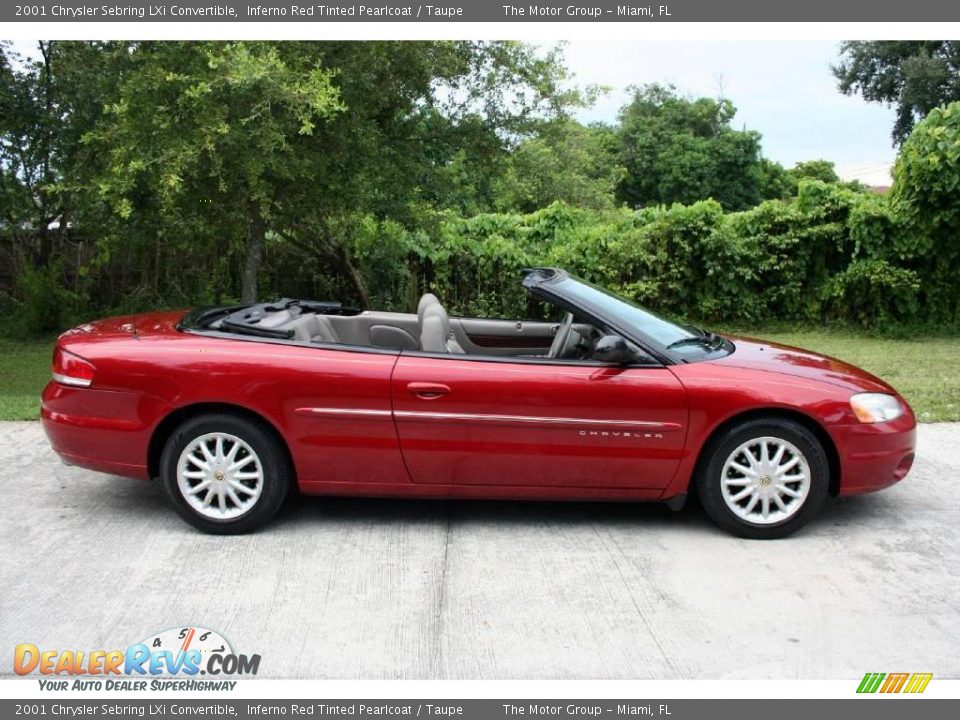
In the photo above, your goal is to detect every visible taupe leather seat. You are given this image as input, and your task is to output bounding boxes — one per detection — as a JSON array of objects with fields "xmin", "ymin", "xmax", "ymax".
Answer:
[
  {"xmin": 417, "ymin": 293, "xmax": 440, "ymax": 325},
  {"xmin": 286, "ymin": 314, "xmax": 340, "ymax": 343},
  {"xmin": 420, "ymin": 303, "xmax": 465, "ymax": 354}
]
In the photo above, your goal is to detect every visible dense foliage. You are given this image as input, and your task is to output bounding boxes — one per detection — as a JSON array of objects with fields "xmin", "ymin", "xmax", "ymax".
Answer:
[
  {"xmin": 1, "ymin": 40, "xmax": 582, "ymax": 324},
  {"xmin": 331, "ymin": 96, "xmax": 960, "ymax": 331},
  {"xmin": 2, "ymin": 41, "xmax": 959, "ymax": 337},
  {"xmin": 337, "ymin": 178, "xmax": 934, "ymax": 330},
  {"xmin": 615, "ymin": 84, "xmax": 769, "ymax": 210}
]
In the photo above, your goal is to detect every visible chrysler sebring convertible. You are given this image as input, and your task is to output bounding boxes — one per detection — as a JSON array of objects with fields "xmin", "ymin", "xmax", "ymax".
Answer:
[{"xmin": 41, "ymin": 268, "xmax": 916, "ymax": 538}]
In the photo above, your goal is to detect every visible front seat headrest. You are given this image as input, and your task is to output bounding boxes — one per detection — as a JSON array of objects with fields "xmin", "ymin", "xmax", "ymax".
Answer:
[
  {"xmin": 420, "ymin": 303, "xmax": 465, "ymax": 354},
  {"xmin": 420, "ymin": 303, "xmax": 448, "ymax": 353},
  {"xmin": 417, "ymin": 293, "xmax": 440, "ymax": 325}
]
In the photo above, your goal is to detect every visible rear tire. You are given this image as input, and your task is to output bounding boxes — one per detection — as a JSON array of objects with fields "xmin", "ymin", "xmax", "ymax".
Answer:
[
  {"xmin": 160, "ymin": 413, "xmax": 290, "ymax": 534},
  {"xmin": 696, "ymin": 417, "xmax": 828, "ymax": 539}
]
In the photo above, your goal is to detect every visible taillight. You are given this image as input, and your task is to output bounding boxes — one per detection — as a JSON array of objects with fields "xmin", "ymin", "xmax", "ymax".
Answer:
[{"xmin": 52, "ymin": 347, "xmax": 96, "ymax": 387}]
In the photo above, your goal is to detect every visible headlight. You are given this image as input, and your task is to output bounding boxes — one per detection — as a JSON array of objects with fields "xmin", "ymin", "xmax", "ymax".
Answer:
[{"xmin": 850, "ymin": 393, "xmax": 903, "ymax": 423}]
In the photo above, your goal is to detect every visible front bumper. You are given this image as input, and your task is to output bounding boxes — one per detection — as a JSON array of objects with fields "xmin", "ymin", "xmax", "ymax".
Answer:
[{"xmin": 831, "ymin": 411, "xmax": 917, "ymax": 496}]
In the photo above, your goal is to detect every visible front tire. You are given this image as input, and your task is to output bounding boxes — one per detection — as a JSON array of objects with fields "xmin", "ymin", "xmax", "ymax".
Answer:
[
  {"xmin": 160, "ymin": 413, "xmax": 290, "ymax": 534},
  {"xmin": 696, "ymin": 418, "xmax": 829, "ymax": 539}
]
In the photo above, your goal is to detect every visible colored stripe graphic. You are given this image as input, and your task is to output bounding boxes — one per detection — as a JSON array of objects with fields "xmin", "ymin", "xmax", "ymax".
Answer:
[
  {"xmin": 857, "ymin": 672, "xmax": 932, "ymax": 694},
  {"xmin": 857, "ymin": 672, "xmax": 885, "ymax": 693},
  {"xmin": 880, "ymin": 673, "xmax": 909, "ymax": 693},
  {"xmin": 904, "ymin": 673, "xmax": 933, "ymax": 694}
]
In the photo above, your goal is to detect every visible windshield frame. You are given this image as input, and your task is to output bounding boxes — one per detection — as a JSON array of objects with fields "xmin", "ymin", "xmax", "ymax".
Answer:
[{"xmin": 522, "ymin": 268, "xmax": 731, "ymax": 365}]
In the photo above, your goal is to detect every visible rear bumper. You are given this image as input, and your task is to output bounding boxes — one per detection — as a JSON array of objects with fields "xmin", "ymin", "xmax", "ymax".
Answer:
[
  {"xmin": 41, "ymin": 381, "xmax": 155, "ymax": 480},
  {"xmin": 831, "ymin": 412, "xmax": 917, "ymax": 496}
]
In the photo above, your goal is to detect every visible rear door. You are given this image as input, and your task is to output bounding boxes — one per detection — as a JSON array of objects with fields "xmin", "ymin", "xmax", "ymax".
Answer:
[{"xmin": 390, "ymin": 354, "xmax": 688, "ymax": 489}]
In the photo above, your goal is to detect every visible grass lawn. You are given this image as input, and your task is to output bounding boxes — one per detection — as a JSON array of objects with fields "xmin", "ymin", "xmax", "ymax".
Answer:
[
  {"xmin": 0, "ymin": 338, "xmax": 54, "ymax": 421},
  {"xmin": 0, "ymin": 330, "xmax": 958, "ymax": 422},
  {"xmin": 720, "ymin": 329, "xmax": 960, "ymax": 423}
]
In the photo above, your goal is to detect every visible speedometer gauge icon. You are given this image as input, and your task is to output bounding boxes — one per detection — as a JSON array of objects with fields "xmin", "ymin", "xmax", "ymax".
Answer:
[{"xmin": 138, "ymin": 626, "xmax": 233, "ymax": 665}]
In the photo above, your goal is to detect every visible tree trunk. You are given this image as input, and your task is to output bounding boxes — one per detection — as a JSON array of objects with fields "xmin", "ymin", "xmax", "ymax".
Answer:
[
  {"xmin": 37, "ymin": 42, "xmax": 54, "ymax": 267},
  {"xmin": 241, "ymin": 211, "xmax": 266, "ymax": 304},
  {"xmin": 317, "ymin": 218, "xmax": 370, "ymax": 309},
  {"xmin": 337, "ymin": 244, "xmax": 370, "ymax": 309},
  {"xmin": 278, "ymin": 220, "xmax": 371, "ymax": 308},
  {"xmin": 37, "ymin": 229, "xmax": 53, "ymax": 268},
  {"xmin": 407, "ymin": 254, "xmax": 420, "ymax": 313}
]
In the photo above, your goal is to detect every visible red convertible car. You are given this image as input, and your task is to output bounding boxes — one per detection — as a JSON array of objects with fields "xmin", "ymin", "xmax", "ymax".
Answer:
[{"xmin": 41, "ymin": 268, "xmax": 916, "ymax": 538}]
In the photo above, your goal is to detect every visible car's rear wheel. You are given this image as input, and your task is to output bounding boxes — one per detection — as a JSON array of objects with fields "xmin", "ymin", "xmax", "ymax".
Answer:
[
  {"xmin": 160, "ymin": 413, "xmax": 289, "ymax": 534},
  {"xmin": 696, "ymin": 417, "xmax": 828, "ymax": 539}
]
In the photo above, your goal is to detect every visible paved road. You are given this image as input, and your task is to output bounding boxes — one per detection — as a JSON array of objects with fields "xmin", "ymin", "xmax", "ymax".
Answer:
[{"xmin": 1, "ymin": 422, "xmax": 958, "ymax": 680}]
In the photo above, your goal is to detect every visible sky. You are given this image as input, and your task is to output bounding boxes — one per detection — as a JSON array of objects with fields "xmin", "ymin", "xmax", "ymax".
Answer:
[{"xmin": 561, "ymin": 40, "xmax": 898, "ymax": 186}]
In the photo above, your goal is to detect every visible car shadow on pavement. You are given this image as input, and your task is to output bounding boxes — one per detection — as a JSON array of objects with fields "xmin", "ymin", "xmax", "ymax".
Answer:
[
  {"xmin": 86, "ymin": 473, "xmax": 170, "ymax": 515},
  {"xmin": 273, "ymin": 485, "xmax": 907, "ymax": 541},
  {"xmin": 284, "ymin": 493, "xmax": 695, "ymax": 529},
  {"xmin": 85, "ymin": 473, "xmax": 903, "ymax": 539},
  {"xmin": 817, "ymin": 491, "xmax": 904, "ymax": 526}
]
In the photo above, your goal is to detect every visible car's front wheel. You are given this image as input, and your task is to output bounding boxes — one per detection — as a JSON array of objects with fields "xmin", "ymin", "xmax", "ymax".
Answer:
[
  {"xmin": 696, "ymin": 417, "xmax": 829, "ymax": 539},
  {"xmin": 160, "ymin": 413, "xmax": 290, "ymax": 534}
]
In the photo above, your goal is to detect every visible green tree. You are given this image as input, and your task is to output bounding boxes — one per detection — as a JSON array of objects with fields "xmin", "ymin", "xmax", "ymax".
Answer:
[
  {"xmin": 76, "ymin": 41, "xmax": 579, "ymax": 305},
  {"xmin": 0, "ymin": 41, "xmax": 65, "ymax": 264},
  {"xmin": 890, "ymin": 100, "xmax": 960, "ymax": 316},
  {"xmin": 78, "ymin": 42, "xmax": 344, "ymax": 303},
  {"xmin": 615, "ymin": 84, "xmax": 765, "ymax": 211},
  {"xmin": 493, "ymin": 120, "xmax": 623, "ymax": 212},
  {"xmin": 788, "ymin": 160, "xmax": 840, "ymax": 185},
  {"xmin": 756, "ymin": 159, "xmax": 852, "ymax": 200},
  {"xmin": 833, "ymin": 41, "xmax": 960, "ymax": 145},
  {"xmin": 756, "ymin": 158, "xmax": 792, "ymax": 200}
]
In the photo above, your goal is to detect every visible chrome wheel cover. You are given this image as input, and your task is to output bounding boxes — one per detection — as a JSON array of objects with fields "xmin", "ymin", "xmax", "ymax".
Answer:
[
  {"xmin": 720, "ymin": 436, "xmax": 811, "ymax": 526},
  {"xmin": 176, "ymin": 432, "xmax": 264, "ymax": 520}
]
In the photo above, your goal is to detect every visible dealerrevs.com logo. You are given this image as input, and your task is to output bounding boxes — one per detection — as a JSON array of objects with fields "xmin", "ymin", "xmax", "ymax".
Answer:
[
  {"xmin": 14, "ymin": 626, "xmax": 259, "ymax": 691},
  {"xmin": 857, "ymin": 672, "xmax": 933, "ymax": 694}
]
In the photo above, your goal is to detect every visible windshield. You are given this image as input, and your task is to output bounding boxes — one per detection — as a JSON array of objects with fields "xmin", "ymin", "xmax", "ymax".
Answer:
[{"xmin": 553, "ymin": 276, "xmax": 697, "ymax": 348}]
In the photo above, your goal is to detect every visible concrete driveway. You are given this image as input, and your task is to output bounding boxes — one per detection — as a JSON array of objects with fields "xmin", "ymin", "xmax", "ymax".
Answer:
[{"xmin": 1, "ymin": 421, "xmax": 957, "ymax": 680}]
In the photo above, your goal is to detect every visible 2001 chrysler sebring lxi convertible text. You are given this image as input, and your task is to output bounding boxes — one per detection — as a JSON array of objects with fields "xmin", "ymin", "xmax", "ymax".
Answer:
[{"xmin": 41, "ymin": 268, "xmax": 916, "ymax": 538}]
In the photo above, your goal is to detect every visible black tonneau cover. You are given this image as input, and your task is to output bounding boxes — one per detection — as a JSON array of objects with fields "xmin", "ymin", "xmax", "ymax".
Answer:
[{"xmin": 179, "ymin": 298, "xmax": 356, "ymax": 340}]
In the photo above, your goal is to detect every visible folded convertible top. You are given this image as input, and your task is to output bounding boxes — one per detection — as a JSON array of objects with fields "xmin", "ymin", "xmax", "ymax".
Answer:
[{"xmin": 181, "ymin": 299, "xmax": 359, "ymax": 339}]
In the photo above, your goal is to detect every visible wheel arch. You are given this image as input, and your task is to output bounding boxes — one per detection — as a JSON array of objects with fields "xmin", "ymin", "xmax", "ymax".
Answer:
[
  {"xmin": 692, "ymin": 407, "xmax": 841, "ymax": 496},
  {"xmin": 147, "ymin": 402, "xmax": 297, "ymax": 485}
]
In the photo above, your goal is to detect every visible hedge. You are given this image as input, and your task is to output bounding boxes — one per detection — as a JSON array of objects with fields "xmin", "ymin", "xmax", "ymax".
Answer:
[{"xmin": 337, "ymin": 177, "xmax": 943, "ymax": 330}]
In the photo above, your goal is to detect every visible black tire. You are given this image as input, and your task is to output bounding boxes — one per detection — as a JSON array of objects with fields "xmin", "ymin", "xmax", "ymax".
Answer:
[
  {"xmin": 160, "ymin": 413, "xmax": 290, "ymax": 534},
  {"xmin": 695, "ymin": 417, "xmax": 829, "ymax": 539}
]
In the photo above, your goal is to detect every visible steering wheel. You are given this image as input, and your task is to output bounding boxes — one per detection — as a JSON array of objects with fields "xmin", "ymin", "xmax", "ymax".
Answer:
[{"xmin": 549, "ymin": 312, "xmax": 575, "ymax": 359}]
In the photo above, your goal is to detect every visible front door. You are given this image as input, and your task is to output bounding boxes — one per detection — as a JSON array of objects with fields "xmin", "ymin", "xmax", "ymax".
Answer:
[{"xmin": 390, "ymin": 354, "xmax": 688, "ymax": 489}]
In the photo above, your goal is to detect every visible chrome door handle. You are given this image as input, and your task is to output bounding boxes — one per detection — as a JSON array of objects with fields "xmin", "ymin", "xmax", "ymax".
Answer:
[{"xmin": 407, "ymin": 382, "xmax": 451, "ymax": 399}]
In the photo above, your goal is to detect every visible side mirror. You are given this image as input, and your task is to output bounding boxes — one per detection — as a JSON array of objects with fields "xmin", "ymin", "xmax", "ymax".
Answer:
[{"xmin": 594, "ymin": 334, "xmax": 644, "ymax": 365}]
